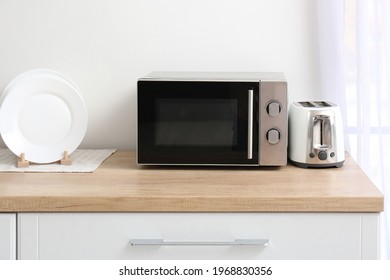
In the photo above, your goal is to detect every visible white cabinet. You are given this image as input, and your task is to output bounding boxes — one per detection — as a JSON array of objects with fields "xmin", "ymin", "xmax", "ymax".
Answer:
[
  {"xmin": 17, "ymin": 213, "xmax": 379, "ymax": 260},
  {"xmin": 0, "ymin": 213, "xmax": 16, "ymax": 260}
]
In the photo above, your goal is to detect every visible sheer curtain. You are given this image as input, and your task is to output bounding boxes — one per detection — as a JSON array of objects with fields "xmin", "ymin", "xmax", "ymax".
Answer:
[{"xmin": 317, "ymin": 0, "xmax": 390, "ymax": 259}]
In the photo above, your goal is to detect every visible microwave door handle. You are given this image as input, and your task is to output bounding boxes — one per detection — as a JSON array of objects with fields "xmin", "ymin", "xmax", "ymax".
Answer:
[{"xmin": 247, "ymin": 89, "xmax": 254, "ymax": 159}]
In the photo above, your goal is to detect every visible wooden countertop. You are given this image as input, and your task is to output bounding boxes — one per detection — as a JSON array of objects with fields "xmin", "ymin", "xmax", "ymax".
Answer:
[{"xmin": 0, "ymin": 151, "xmax": 384, "ymax": 212}]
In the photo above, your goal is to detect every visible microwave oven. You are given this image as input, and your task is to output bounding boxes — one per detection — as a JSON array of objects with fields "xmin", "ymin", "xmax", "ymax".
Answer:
[{"xmin": 137, "ymin": 72, "xmax": 287, "ymax": 166}]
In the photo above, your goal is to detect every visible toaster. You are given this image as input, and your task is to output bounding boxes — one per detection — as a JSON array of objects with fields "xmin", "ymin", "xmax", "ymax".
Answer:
[{"xmin": 288, "ymin": 101, "xmax": 345, "ymax": 168}]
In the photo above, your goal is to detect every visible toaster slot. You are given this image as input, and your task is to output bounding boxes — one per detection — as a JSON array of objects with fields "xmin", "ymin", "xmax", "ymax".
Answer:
[
  {"xmin": 297, "ymin": 101, "xmax": 334, "ymax": 108},
  {"xmin": 298, "ymin": 102, "xmax": 315, "ymax": 107},
  {"xmin": 312, "ymin": 115, "xmax": 332, "ymax": 151},
  {"xmin": 313, "ymin": 101, "xmax": 332, "ymax": 107}
]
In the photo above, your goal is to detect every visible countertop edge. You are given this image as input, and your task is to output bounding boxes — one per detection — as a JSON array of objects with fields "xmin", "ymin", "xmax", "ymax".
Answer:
[{"xmin": 0, "ymin": 196, "xmax": 383, "ymax": 213}]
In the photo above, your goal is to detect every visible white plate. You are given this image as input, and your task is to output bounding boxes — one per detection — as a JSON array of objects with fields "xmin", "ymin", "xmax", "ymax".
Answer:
[
  {"xmin": 0, "ymin": 70, "xmax": 87, "ymax": 163},
  {"xmin": 0, "ymin": 69, "xmax": 81, "ymax": 103}
]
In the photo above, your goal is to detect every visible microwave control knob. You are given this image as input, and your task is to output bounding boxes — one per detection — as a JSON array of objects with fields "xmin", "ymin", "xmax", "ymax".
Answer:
[
  {"xmin": 267, "ymin": 102, "xmax": 281, "ymax": 117},
  {"xmin": 267, "ymin": 129, "xmax": 280, "ymax": 144}
]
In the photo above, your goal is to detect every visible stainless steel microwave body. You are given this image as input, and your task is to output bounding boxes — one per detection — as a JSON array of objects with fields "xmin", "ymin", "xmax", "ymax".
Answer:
[{"xmin": 137, "ymin": 72, "xmax": 287, "ymax": 166}]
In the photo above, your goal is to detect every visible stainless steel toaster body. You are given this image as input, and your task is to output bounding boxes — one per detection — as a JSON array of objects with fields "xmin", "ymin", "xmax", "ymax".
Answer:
[{"xmin": 288, "ymin": 101, "xmax": 345, "ymax": 168}]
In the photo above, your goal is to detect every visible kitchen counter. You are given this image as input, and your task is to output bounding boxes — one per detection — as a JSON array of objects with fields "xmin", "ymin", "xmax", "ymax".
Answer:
[{"xmin": 0, "ymin": 150, "xmax": 383, "ymax": 212}]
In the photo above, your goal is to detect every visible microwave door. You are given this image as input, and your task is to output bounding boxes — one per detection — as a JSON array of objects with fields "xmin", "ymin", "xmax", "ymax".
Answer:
[{"xmin": 137, "ymin": 81, "xmax": 259, "ymax": 165}]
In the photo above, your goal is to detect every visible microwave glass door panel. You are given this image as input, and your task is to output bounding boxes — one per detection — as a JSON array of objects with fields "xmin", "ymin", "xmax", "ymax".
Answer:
[
  {"xmin": 155, "ymin": 98, "xmax": 238, "ymax": 147},
  {"xmin": 137, "ymin": 81, "xmax": 259, "ymax": 165}
]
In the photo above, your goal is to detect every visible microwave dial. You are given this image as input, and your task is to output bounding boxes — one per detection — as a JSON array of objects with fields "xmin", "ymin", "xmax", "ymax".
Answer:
[
  {"xmin": 266, "ymin": 101, "xmax": 282, "ymax": 117},
  {"xmin": 266, "ymin": 128, "xmax": 281, "ymax": 145}
]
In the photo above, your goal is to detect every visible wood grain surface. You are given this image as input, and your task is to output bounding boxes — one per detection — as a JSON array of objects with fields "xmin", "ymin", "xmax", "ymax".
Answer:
[{"xmin": 0, "ymin": 151, "xmax": 384, "ymax": 212}]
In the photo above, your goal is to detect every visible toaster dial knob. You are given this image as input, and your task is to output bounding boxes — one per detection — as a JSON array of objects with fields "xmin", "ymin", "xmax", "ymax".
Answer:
[
  {"xmin": 267, "ymin": 102, "xmax": 281, "ymax": 117},
  {"xmin": 318, "ymin": 150, "xmax": 328, "ymax": 161},
  {"xmin": 266, "ymin": 129, "xmax": 280, "ymax": 144}
]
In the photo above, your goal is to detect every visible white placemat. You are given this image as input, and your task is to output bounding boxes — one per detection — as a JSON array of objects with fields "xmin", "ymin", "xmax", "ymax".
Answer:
[{"xmin": 0, "ymin": 149, "xmax": 116, "ymax": 173}]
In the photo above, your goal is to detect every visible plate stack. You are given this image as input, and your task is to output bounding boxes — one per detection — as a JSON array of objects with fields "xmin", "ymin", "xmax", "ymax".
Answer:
[{"xmin": 0, "ymin": 69, "xmax": 88, "ymax": 164}]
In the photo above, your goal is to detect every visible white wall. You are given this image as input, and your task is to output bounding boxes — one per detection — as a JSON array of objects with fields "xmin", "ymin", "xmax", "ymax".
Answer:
[{"xmin": 0, "ymin": 0, "xmax": 321, "ymax": 149}]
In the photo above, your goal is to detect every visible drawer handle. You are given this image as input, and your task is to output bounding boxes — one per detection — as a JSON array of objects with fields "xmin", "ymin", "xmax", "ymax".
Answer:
[{"xmin": 129, "ymin": 239, "xmax": 269, "ymax": 246}]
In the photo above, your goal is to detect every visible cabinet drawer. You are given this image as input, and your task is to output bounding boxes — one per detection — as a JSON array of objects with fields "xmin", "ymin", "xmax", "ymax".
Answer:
[
  {"xmin": 0, "ymin": 213, "xmax": 16, "ymax": 260},
  {"xmin": 18, "ymin": 213, "xmax": 377, "ymax": 260}
]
